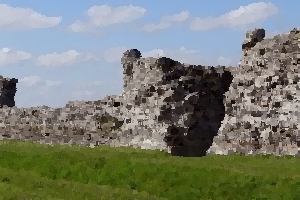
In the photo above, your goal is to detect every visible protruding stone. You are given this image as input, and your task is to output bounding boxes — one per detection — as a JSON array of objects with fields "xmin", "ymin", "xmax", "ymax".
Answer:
[
  {"xmin": 242, "ymin": 28, "xmax": 265, "ymax": 54},
  {"xmin": 121, "ymin": 49, "xmax": 142, "ymax": 65}
]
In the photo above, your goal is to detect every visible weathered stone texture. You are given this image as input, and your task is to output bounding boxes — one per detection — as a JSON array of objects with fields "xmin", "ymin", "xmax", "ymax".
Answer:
[
  {"xmin": 118, "ymin": 49, "xmax": 233, "ymax": 156},
  {"xmin": 0, "ymin": 100, "xmax": 124, "ymax": 147},
  {"xmin": 162, "ymin": 65, "xmax": 233, "ymax": 156},
  {"xmin": 0, "ymin": 50, "xmax": 233, "ymax": 156},
  {"xmin": 117, "ymin": 50, "xmax": 172, "ymax": 151},
  {"xmin": 207, "ymin": 28, "xmax": 300, "ymax": 156},
  {"xmin": 1, "ymin": 27, "xmax": 300, "ymax": 157}
]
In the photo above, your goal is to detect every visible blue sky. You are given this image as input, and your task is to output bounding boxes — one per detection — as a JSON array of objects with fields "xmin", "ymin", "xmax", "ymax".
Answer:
[{"xmin": 0, "ymin": 0, "xmax": 298, "ymax": 108}]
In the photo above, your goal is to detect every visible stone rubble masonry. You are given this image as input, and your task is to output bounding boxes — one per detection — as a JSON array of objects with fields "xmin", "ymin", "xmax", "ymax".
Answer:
[
  {"xmin": 1, "ymin": 27, "xmax": 300, "ymax": 157},
  {"xmin": 0, "ymin": 50, "xmax": 233, "ymax": 157},
  {"xmin": 207, "ymin": 27, "xmax": 300, "ymax": 156},
  {"xmin": 119, "ymin": 49, "xmax": 232, "ymax": 156}
]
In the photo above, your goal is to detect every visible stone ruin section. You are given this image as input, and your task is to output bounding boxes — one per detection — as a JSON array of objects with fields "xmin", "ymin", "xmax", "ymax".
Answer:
[
  {"xmin": 0, "ymin": 98, "xmax": 125, "ymax": 147},
  {"xmin": 3, "ymin": 27, "xmax": 300, "ymax": 158},
  {"xmin": 0, "ymin": 50, "xmax": 231, "ymax": 157},
  {"xmin": 0, "ymin": 75, "xmax": 18, "ymax": 108},
  {"xmin": 118, "ymin": 49, "xmax": 233, "ymax": 156},
  {"xmin": 207, "ymin": 28, "xmax": 300, "ymax": 156},
  {"xmin": 115, "ymin": 50, "xmax": 171, "ymax": 151}
]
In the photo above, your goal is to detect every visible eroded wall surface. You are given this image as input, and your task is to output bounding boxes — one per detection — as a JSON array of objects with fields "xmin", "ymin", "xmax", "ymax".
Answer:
[
  {"xmin": 1, "ymin": 27, "xmax": 300, "ymax": 157},
  {"xmin": 208, "ymin": 28, "xmax": 300, "ymax": 156}
]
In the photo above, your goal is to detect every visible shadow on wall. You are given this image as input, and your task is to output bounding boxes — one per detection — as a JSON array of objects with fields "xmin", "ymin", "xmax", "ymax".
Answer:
[{"xmin": 158, "ymin": 57, "xmax": 234, "ymax": 157}]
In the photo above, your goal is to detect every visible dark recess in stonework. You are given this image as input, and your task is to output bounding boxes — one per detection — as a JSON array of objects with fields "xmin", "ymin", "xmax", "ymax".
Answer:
[{"xmin": 161, "ymin": 60, "xmax": 234, "ymax": 157}]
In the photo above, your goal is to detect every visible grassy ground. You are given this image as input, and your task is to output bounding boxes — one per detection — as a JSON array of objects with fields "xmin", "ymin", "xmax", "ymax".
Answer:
[{"xmin": 0, "ymin": 139, "xmax": 299, "ymax": 200}]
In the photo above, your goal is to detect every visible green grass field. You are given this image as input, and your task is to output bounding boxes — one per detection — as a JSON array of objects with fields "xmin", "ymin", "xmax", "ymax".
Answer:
[{"xmin": 0, "ymin": 139, "xmax": 299, "ymax": 200}]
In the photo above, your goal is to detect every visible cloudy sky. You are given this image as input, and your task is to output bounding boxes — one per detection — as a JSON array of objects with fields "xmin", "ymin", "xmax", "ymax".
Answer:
[{"xmin": 0, "ymin": 0, "xmax": 298, "ymax": 108}]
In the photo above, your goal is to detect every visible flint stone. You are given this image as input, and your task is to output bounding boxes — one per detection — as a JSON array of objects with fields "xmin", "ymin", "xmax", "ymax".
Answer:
[{"xmin": 207, "ymin": 27, "xmax": 300, "ymax": 156}]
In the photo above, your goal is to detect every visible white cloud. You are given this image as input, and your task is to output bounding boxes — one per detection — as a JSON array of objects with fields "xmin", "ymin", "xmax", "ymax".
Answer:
[
  {"xmin": 68, "ymin": 5, "xmax": 146, "ymax": 32},
  {"xmin": 19, "ymin": 75, "xmax": 41, "ymax": 87},
  {"xmin": 36, "ymin": 50, "xmax": 95, "ymax": 67},
  {"xmin": 45, "ymin": 80, "xmax": 63, "ymax": 87},
  {"xmin": 142, "ymin": 49, "xmax": 165, "ymax": 58},
  {"xmin": 68, "ymin": 20, "xmax": 88, "ymax": 33},
  {"xmin": 143, "ymin": 11, "xmax": 190, "ymax": 32},
  {"xmin": 0, "ymin": 4, "xmax": 62, "ymax": 30},
  {"xmin": 104, "ymin": 46, "xmax": 127, "ymax": 63},
  {"xmin": 160, "ymin": 11, "xmax": 190, "ymax": 23},
  {"xmin": 0, "ymin": 47, "xmax": 31, "ymax": 66},
  {"xmin": 217, "ymin": 56, "xmax": 232, "ymax": 66},
  {"xmin": 190, "ymin": 2, "xmax": 278, "ymax": 31},
  {"xmin": 178, "ymin": 46, "xmax": 198, "ymax": 54}
]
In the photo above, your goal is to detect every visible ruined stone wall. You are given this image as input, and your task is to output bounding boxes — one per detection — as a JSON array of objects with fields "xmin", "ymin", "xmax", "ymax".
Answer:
[
  {"xmin": 116, "ymin": 50, "xmax": 172, "ymax": 151},
  {"xmin": 0, "ymin": 98, "xmax": 124, "ymax": 147},
  {"xmin": 2, "ymin": 27, "xmax": 300, "ymax": 158},
  {"xmin": 207, "ymin": 28, "xmax": 300, "ymax": 156},
  {"xmin": 0, "ymin": 76, "xmax": 18, "ymax": 108},
  {"xmin": 118, "ymin": 49, "xmax": 233, "ymax": 156},
  {"xmin": 0, "ymin": 50, "xmax": 233, "ymax": 157}
]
